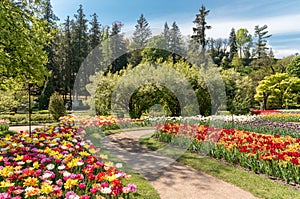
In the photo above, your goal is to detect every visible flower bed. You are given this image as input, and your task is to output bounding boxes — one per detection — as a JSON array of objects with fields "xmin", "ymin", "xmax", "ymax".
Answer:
[
  {"xmin": 250, "ymin": 110, "xmax": 280, "ymax": 115},
  {"xmin": 60, "ymin": 116, "xmax": 147, "ymax": 131},
  {"xmin": 259, "ymin": 112, "xmax": 300, "ymax": 122},
  {"xmin": 155, "ymin": 123, "xmax": 300, "ymax": 184},
  {"xmin": 0, "ymin": 123, "xmax": 136, "ymax": 198}
]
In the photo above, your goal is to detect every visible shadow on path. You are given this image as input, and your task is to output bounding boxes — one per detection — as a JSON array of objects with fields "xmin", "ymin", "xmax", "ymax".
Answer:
[{"xmin": 96, "ymin": 129, "xmax": 258, "ymax": 199}]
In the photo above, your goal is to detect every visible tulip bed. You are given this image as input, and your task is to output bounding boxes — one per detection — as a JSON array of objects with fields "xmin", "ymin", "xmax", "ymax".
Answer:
[
  {"xmin": 0, "ymin": 120, "xmax": 137, "ymax": 198},
  {"xmin": 259, "ymin": 112, "xmax": 300, "ymax": 123},
  {"xmin": 155, "ymin": 123, "xmax": 300, "ymax": 184},
  {"xmin": 60, "ymin": 116, "xmax": 147, "ymax": 132}
]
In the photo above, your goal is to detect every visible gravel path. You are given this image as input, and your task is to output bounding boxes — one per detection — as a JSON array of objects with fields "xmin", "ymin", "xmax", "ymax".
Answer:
[{"xmin": 99, "ymin": 129, "xmax": 259, "ymax": 199}]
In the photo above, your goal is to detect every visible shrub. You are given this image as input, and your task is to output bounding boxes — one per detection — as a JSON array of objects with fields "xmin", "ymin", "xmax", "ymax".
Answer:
[{"xmin": 49, "ymin": 92, "xmax": 66, "ymax": 121}]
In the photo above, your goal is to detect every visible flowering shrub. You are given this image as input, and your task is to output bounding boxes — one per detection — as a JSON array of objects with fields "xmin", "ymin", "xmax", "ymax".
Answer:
[
  {"xmin": 0, "ymin": 119, "xmax": 9, "ymax": 132},
  {"xmin": 155, "ymin": 123, "xmax": 300, "ymax": 184},
  {"xmin": 0, "ymin": 124, "xmax": 136, "ymax": 198}
]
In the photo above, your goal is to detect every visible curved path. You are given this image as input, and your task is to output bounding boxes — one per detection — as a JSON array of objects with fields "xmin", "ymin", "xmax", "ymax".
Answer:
[{"xmin": 99, "ymin": 129, "xmax": 258, "ymax": 199}]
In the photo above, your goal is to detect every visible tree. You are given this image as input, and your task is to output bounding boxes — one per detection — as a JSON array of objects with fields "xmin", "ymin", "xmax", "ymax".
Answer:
[
  {"xmin": 73, "ymin": 5, "xmax": 89, "ymax": 98},
  {"xmin": 255, "ymin": 73, "xmax": 300, "ymax": 109},
  {"xmin": 162, "ymin": 22, "xmax": 170, "ymax": 50},
  {"xmin": 89, "ymin": 13, "xmax": 101, "ymax": 50},
  {"xmin": 236, "ymin": 28, "xmax": 252, "ymax": 59},
  {"xmin": 169, "ymin": 22, "xmax": 185, "ymax": 63},
  {"xmin": 207, "ymin": 38, "xmax": 229, "ymax": 67},
  {"xmin": 109, "ymin": 21, "xmax": 127, "ymax": 73},
  {"xmin": 61, "ymin": 16, "xmax": 74, "ymax": 104},
  {"xmin": 39, "ymin": 0, "xmax": 60, "ymax": 110},
  {"xmin": 254, "ymin": 25, "xmax": 271, "ymax": 58},
  {"xmin": 131, "ymin": 14, "xmax": 152, "ymax": 49},
  {"xmin": 229, "ymin": 28, "xmax": 237, "ymax": 61},
  {"xmin": 141, "ymin": 35, "xmax": 171, "ymax": 63},
  {"xmin": 287, "ymin": 55, "xmax": 300, "ymax": 78},
  {"xmin": 222, "ymin": 69, "xmax": 254, "ymax": 115},
  {"xmin": 129, "ymin": 14, "xmax": 152, "ymax": 66},
  {"xmin": 0, "ymin": 0, "xmax": 51, "ymax": 88},
  {"xmin": 49, "ymin": 92, "xmax": 66, "ymax": 121},
  {"xmin": 191, "ymin": 5, "xmax": 211, "ymax": 52}
]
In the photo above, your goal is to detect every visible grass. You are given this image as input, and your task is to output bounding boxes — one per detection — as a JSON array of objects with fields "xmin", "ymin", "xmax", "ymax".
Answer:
[{"xmin": 140, "ymin": 136, "xmax": 300, "ymax": 199}]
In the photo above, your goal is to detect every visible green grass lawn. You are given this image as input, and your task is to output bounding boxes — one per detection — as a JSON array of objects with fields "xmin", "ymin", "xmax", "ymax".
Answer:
[{"xmin": 140, "ymin": 136, "xmax": 300, "ymax": 199}]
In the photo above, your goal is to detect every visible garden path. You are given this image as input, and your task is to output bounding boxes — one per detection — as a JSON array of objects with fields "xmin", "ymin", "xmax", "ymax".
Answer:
[
  {"xmin": 100, "ymin": 129, "xmax": 258, "ymax": 199},
  {"xmin": 9, "ymin": 125, "xmax": 45, "ymax": 132}
]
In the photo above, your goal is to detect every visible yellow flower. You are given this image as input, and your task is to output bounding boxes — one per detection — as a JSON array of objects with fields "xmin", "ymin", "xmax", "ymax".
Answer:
[
  {"xmin": 0, "ymin": 180, "xmax": 14, "ymax": 187},
  {"xmin": 0, "ymin": 166, "xmax": 14, "ymax": 177},
  {"xmin": 33, "ymin": 161, "xmax": 39, "ymax": 169},
  {"xmin": 4, "ymin": 134, "xmax": 12, "ymax": 141},
  {"xmin": 41, "ymin": 182, "xmax": 53, "ymax": 194},
  {"xmin": 23, "ymin": 177, "xmax": 39, "ymax": 187},
  {"xmin": 89, "ymin": 148, "xmax": 97, "ymax": 154},
  {"xmin": 67, "ymin": 158, "xmax": 81, "ymax": 168},
  {"xmin": 25, "ymin": 137, "xmax": 32, "ymax": 143},
  {"xmin": 79, "ymin": 151, "xmax": 90, "ymax": 156},
  {"xmin": 14, "ymin": 155, "xmax": 24, "ymax": 161},
  {"xmin": 106, "ymin": 175, "xmax": 117, "ymax": 182},
  {"xmin": 64, "ymin": 179, "xmax": 78, "ymax": 190}
]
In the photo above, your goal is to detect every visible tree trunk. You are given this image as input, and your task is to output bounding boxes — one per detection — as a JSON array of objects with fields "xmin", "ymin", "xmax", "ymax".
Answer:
[{"xmin": 262, "ymin": 92, "xmax": 268, "ymax": 110}]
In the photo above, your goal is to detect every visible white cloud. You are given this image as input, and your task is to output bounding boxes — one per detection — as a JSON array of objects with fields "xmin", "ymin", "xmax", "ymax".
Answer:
[{"xmin": 122, "ymin": 12, "xmax": 300, "ymax": 58}]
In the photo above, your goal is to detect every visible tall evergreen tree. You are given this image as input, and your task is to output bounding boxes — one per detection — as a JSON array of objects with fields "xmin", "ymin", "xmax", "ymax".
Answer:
[
  {"xmin": 254, "ymin": 24, "xmax": 271, "ymax": 58},
  {"xmin": 89, "ymin": 13, "xmax": 101, "ymax": 50},
  {"xmin": 229, "ymin": 28, "xmax": 237, "ymax": 61},
  {"xmin": 131, "ymin": 14, "xmax": 152, "ymax": 49},
  {"xmin": 129, "ymin": 14, "xmax": 152, "ymax": 66},
  {"xmin": 61, "ymin": 16, "xmax": 74, "ymax": 104},
  {"xmin": 109, "ymin": 22, "xmax": 127, "ymax": 73},
  {"xmin": 169, "ymin": 22, "xmax": 184, "ymax": 63},
  {"xmin": 39, "ymin": 0, "xmax": 60, "ymax": 109},
  {"xmin": 162, "ymin": 22, "xmax": 170, "ymax": 50},
  {"xmin": 191, "ymin": 5, "xmax": 211, "ymax": 52},
  {"xmin": 73, "ymin": 5, "xmax": 89, "ymax": 99}
]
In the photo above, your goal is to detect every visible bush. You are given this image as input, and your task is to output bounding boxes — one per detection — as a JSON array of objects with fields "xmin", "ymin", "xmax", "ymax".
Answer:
[
  {"xmin": 1, "ymin": 114, "xmax": 54, "ymax": 125},
  {"xmin": 49, "ymin": 92, "xmax": 66, "ymax": 121}
]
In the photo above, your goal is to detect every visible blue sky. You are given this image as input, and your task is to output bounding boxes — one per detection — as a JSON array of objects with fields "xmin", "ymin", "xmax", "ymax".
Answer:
[{"xmin": 51, "ymin": 0, "xmax": 300, "ymax": 58}]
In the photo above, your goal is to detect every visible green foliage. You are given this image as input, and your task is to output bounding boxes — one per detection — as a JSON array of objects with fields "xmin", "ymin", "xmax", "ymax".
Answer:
[
  {"xmin": 1, "ymin": 113, "xmax": 54, "ymax": 125},
  {"xmin": 222, "ymin": 69, "xmax": 254, "ymax": 115},
  {"xmin": 87, "ymin": 59, "xmax": 218, "ymax": 118},
  {"xmin": 229, "ymin": 28, "xmax": 237, "ymax": 60},
  {"xmin": 192, "ymin": 5, "xmax": 211, "ymax": 51},
  {"xmin": 0, "ymin": 83, "xmax": 28, "ymax": 112},
  {"xmin": 236, "ymin": 28, "xmax": 252, "ymax": 59},
  {"xmin": 254, "ymin": 25, "xmax": 271, "ymax": 58},
  {"xmin": 255, "ymin": 73, "xmax": 300, "ymax": 109},
  {"xmin": 48, "ymin": 92, "xmax": 66, "ymax": 121},
  {"xmin": 286, "ymin": 55, "xmax": 300, "ymax": 78},
  {"xmin": 0, "ymin": 0, "xmax": 51, "ymax": 88}
]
